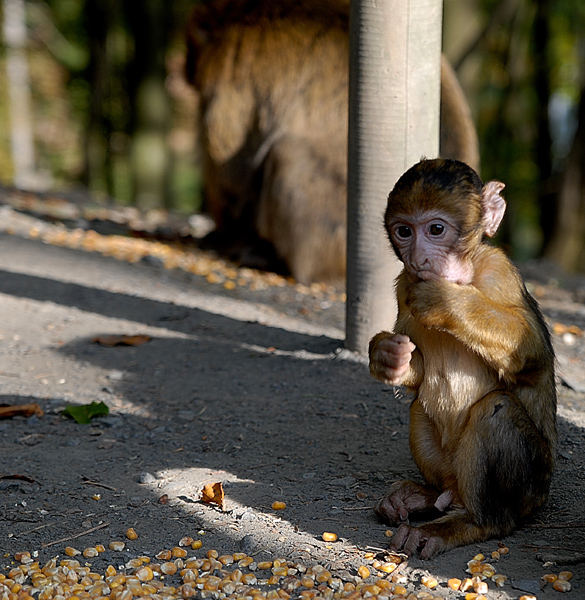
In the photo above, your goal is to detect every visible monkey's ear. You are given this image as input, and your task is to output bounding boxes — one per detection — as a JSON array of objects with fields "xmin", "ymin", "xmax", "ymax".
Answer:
[{"xmin": 481, "ymin": 181, "xmax": 506, "ymax": 237}]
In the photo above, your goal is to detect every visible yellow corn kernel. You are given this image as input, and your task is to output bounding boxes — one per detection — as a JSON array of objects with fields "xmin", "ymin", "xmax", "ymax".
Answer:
[
  {"xmin": 498, "ymin": 546, "xmax": 509, "ymax": 555},
  {"xmin": 125, "ymin": 527, "xmax": 138, "ymax": 540},
  {"xmin": 161, "ymin": 562, "xmax": 178, "ymax": 575},
  {"xmin": 491, "ymin": 550, "xmax": 501, "ymax": 560},
  {"xmin": 316, "ymin": 570, "xmax": 331, "ymax": 583},
  {"xmin": 82, "ymin": 547, "xmax": 98, "ymax": 558},
  {"xmin": 384, "ymin": 529, "xmax": 394, "ymax": 537},
  {"xmin": 301, "ymin": 576, "xmax": 315, "ymax": 588},
  {"xmin": 179, "ymin": 536, "xmax": 194, "ymax": 547},
  {"xmin": 64, "ymin": 547, "xmax": 80, "ymax": 557},
  {"xmin": 421, "ymin": 575, "xmax": 438, "ymax": 589},
  {"xmin": 321, "ymin": 532, "xmax": 338, "ymax": 542},
  {"xmin": 257, "ymin": 561, "xmax": 273, "ymax": 570},
  {"xmin": 558, "ymin": 571, "xmax": 573, "ymax": 581},
  {"xmin": 491, "ymin": 573, "xmax": 507, "ymax": 587},
  {"xmin": 448, "ymin": 578, "xmax": 462, "ymax": 590},
  {"xmin": 206, "ymin": 549, "xmax": 219, "ymax": 559},
  {"xmin": 394, "ymin": 584, "xmax": 408, "ymax": 596},
  {"xmin": 172, "ymin": 546, "xmax": 187, "ymax": 558},
  {"xmin": 105, "ymin": 565, "xmax": 116, "ymax": 577},
  {"xmin": 518, "ymin": 596, "xmax": 537, "ymax": 600},
  {"xmin": 552, "ymin": 579, "xmax": 572, "ymax": 592},
  {"xmin": 136, "ymin": 566, "xmax": 153, "ymax": 582},
  {"xmin": 272, "ymin": 501, "xmax": 286, "ymax": 510},
  {"xmin": 460, "ymin": 578, "xmax": 474, "ymax": 592},
  {"xmin": 191, "ymin": 539, "xmax": 203, "ymax": 550},
  {"xmin": 109, "ymin": 540, "xmax": 125, "ymax": 551},
  {"xmin": 542, "ymin": 573, "xmax": 557, "ymax": 583},
  {"xmin": 357, "ymin": 566, "xmax": 370, "ymax": 579}
]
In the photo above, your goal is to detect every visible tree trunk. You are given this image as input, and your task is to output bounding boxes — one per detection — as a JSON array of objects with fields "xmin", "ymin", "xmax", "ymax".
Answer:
[
  {"xmin": 345, "ymin": 0, "xmax": 443, "ymax": 354},
  {"xmin": 533, "ymin": 0, "xmax": 556, "ymax": 250},
  {"xmin": 125, "ymin": 0, "xmax": 172, "ymax": 210},
  {"xmin": 544, "ymin": 87, "xmax": 585, "ymax": 271},
  {"xmin": 2, "ymin": 0, "xmax": 36, "ymax": 188}
]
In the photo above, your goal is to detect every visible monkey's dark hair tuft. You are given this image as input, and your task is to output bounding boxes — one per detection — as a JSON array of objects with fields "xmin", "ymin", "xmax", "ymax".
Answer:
[{"xmin": 392, "ymin": 158, "xmax": 483, "ymax": 197}]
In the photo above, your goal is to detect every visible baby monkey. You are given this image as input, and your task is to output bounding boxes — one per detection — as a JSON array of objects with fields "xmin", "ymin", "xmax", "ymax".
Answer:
[{"xmin": 369, "ymin": 158, "xmax": 556, "ymax": 558}]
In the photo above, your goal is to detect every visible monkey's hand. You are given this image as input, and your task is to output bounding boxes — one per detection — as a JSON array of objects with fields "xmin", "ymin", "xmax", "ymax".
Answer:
[
  {"xmin": 406, "ymin": 279, "xmax": 459, "ymax": 330},
  {"xmin": 375, "ymin": 481, "xmax": 440, "ymax": 524},
  {"xmin": 369, "ymin": 332, "xmax": 415, "ymax": 385}
]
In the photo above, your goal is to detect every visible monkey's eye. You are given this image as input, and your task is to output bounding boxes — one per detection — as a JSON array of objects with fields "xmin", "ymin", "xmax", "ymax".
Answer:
[
  {"xmin": 395, "ymin": 225, "xmax": 412, "ymax": 239},
  {"xmin": 429, "ymin": 223, "xmax": 445, "ymax": 236}
]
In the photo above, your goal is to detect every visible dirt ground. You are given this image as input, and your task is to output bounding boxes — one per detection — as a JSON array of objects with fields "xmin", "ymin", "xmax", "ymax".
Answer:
[{"xmin": 0, "ymin": 196, "xmax": 584, "ymax": 599}]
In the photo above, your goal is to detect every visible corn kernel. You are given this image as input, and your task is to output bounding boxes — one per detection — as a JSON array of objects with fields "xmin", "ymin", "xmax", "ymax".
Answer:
[
  {"xmin": 552, "ymin": 579, "xmax": 572, "ymax": 592},
  {"xmin": 125, "ymin": 527, "xmax": 138, "ymax": 540},
  {"xmin": 394, "ymin": 584, "xmax": 408, "ymax": 596},
  {"xmin": 301, "ymin": 576, "xmax": 315, "ymax": 588},
  {"xmin": 490, "ymin": 550, "xmax": 500, "ymax": 560},
  {"xmin": 491, "ymin": 573, "xmax": 507, "ymax": 587},
  {"xmin": 82, "ymin": 547, "xmax": 98, "ymax": 558},
  {"xmin": 473, "ymin": 579, "xmax": 488, "ymax": 594},
  {"xmin": 64, "ymin": 547, "xmax": 80, "ymax": 557},
  {"xmin": 421, "ymin": 575, "xmax": 438, "ymax": 589},
  {"xmin": 206, "ymin": 549, "xmax": 219, "ymax": 559},
  {"xmin": 498, "ymin": 546, "xmax": 509, "ymax": 555},
  {"xmin": 518, "ymin": 596, "xmax": 537, "ymax": 600},
  {"xmin": 384, "ymin": 529, "xmax": 394, "ymax": 538},
  {"xmin": 358, "ymin": 565, "xmax": 370, "ymax": 579},
  {"xmin": 109, "ymin": 540, "xmax": 125, "ymax": 551},
  {"xmin": 136, "ymin": 566, "xmax": 153, "ymax": 582},
  {"xmin": 191, "ymin": 539, "xmax": 203, "ymax": 550},
  {"xmin": 172, "ymin": 547, "xmax": 187, "ymax": 558},
  {"xmin": 105, "ymin": 565, "xmax": 116, "ymax": 577},
  {"xmin": 179, "ymin": 536, "xmax": 194, "ymax": 547},
  {"xmin": 257, "ymin": 561, "xmax": 273, "ymax": 570},
  {"xmin": 447, "ymin": 578, "xmax": 462, "ymax": 590},
  {"xmin": 272, "ymin": 501, "xmax": 286, "ymax": 510},
  {"xmin": 315, "ymin": 570, "xmax": 331, "ymax": 583},
  {"xmin": 460, "ymin": 578, "xmax": 474, "ymax": 592},
  {"xmin": 542, "ymin": 573, "xmax": 557, "ymax": 583},
  {"xmin": 558, "ymin": 571, "xmax": 573, "ymax": 581},
  {"xmin": 321, "ymin": 532, "xmax": 338, "ymax": 542}
]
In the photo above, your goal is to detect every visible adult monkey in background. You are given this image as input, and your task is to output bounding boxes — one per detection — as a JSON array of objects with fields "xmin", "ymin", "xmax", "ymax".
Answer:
[
  {"xmin": 369, "ymin": 158, "xmax": 557, "ymax": 558},
  {"xmin": 186, "ymin": 0, "xmax": 479, "ymax": 283}
]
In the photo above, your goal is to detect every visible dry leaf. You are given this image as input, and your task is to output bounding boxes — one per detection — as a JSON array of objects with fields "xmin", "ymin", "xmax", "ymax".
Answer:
[
  {"xmin": 200, "ymin": 482, "xmax": 225, "ymax": 510},
  {"xmin": 92, "ymin": 334, "xmax": 152, "ymax": 347},
  {"xmin": 0, "ymin": 403, "xmax": 43, "ymax": 419}
]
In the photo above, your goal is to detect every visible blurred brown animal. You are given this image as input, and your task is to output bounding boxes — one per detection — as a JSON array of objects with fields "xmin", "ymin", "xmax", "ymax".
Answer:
[{"xmin": 186, "ymin": 0, "xmax": 479, "ymax": 283}]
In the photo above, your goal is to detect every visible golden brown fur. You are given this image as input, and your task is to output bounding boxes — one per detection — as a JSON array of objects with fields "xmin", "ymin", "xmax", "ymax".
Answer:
[
  {"xmin": 186, "ymin": 0, "xmax": 479, "ymax": 283},
  {"xmin": 369, "ymin": 159, "xmax": 556, "ymax": 558}
]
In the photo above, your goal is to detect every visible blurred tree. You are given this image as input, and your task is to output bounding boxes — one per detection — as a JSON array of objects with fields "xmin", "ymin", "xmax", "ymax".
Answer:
[
  {"xmin": 545, "ymin": 86, "xmax": 585, "ymax": 270},
  {"xmin": 124, "ymin": 0, "xmax": 172, "ymax": 210},
  {"xmin": 3, "ymin": 0, "xmax": 36, "ymax": 187}
]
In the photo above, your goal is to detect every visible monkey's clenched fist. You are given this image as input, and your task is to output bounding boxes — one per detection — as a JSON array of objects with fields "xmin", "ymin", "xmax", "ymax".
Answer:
[
  {"xmin": 369, "ymin": 333, "xmax": 416, "ymax": 385},
  {"xmin": 369, "ymin": 158, "xmax": 556, "ymax": 558}
]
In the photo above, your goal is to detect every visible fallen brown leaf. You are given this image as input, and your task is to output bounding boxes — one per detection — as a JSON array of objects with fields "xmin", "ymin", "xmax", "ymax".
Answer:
[
  {"xmin": 200, "ymin": 482, "xmax": 225, "ymax": 510},
  {"xmin": 92, "ymin": 334, "xmax": 152, "ymax": 347},
  {"xmin": 0, "ymin": 403, "xmax": 43, "ymax": 419}
]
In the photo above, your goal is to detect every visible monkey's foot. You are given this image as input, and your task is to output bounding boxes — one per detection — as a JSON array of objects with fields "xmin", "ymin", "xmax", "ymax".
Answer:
[
  {"xmin": 374, "ymin": 480, "xmax": 440, "ymax": 525},
  {"xmin": 390, "ymin": 523, "xmax": 447, "ymax": 559}
]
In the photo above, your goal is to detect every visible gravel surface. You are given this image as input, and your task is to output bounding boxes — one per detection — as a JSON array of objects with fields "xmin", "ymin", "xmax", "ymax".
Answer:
[{"xmin": 0, "ymin": 198, "xmax": 584, "ymax": 599}]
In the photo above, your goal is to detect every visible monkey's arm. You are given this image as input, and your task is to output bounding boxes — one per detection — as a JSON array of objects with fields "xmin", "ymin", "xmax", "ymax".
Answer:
[{"xmin": 406, "ymin": 268, "xmax": 543, "ymax": 378}]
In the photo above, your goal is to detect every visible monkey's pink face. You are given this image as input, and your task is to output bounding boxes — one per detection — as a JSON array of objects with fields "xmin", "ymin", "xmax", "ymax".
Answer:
[{"xmin": 388, "ymin": 211, "xmax": 473, "ymax": 284}]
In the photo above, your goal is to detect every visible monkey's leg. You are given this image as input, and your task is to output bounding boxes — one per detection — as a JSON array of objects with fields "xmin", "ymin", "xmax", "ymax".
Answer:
[
  {"xmin": 376, "ymin": 399, "xmax": 454, "ymax": 525},
  {"xmin": 391, "ymin": 392, "xmax": 554, "ymax": 558}
]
